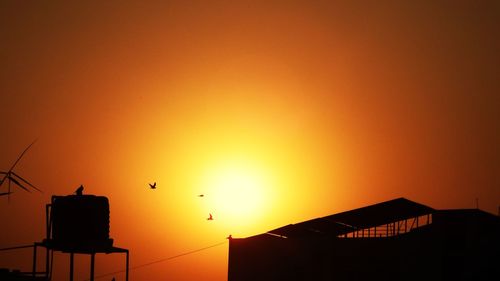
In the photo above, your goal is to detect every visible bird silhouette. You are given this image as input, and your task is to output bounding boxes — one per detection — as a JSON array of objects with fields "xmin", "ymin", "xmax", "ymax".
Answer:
[
  {"xmin": 207, "ymin": 213, "xmax": 213, "ymax": 220},
  {"xmin": 198, "ymin": 194, "xmax": 204, "ymax": 197},
  {"xmin": 75, "ymin": 185, "xmax": 84, "ymax": 195},
  {"xmin": 149, "ymin": 182, "xmax": 157, "ymax": 189}
]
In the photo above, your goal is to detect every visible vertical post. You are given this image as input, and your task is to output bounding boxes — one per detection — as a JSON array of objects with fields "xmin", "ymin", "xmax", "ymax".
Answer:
[
  {"xmin": 46, "ymin": 204, "xmax": 51, "ymax": 240},
  {"xmin": 32, "ymin": 243, "xmax": 37, "ymax": 278},
  {"xmin": 90, "ymin": 253, "xmax": 95, "ymax": 281},
  {"xmin": 69, "ymin": 253, "xmax": 74, "ymax": 281},
  {"xmin": 126, "ymin": 250, "xmax": 129, "ymax": 281},
  {"xmin": 45, "ymin": 247, "xmax": 50, "ymax": 278}
]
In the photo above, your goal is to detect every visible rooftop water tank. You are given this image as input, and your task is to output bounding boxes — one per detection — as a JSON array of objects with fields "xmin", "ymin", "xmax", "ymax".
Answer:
[{"xmin": 50, "ymin": 195, "xmax": 112, "ymax": 250}]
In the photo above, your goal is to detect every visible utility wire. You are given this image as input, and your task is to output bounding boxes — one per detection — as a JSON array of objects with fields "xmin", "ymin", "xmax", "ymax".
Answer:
[
  {"xmin": 0, "ymin": 244, "xmax": 34, "ymax": 252},
  {"xmin": 83, "ymin": 240, "xmax": 228, "ymax": 281}
]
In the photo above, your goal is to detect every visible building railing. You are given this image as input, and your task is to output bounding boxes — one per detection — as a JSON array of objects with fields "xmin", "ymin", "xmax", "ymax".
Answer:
[{"xmin": 337, "ymin": 214, "xmax": 433, "ymax": 238}]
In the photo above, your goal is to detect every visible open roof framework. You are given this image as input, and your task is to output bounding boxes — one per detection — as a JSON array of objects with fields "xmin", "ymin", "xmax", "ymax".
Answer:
[{"xmin": 267, "ymin": 198, "xmax": 435, "ymax": 238}]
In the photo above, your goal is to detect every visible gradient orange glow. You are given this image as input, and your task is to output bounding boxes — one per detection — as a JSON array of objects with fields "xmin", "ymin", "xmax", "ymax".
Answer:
[{"xmin": 1, "ymin": 1, "xmax": 499, "ymax": 281}]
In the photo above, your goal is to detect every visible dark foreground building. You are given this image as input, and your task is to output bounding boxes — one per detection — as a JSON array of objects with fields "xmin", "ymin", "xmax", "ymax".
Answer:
[{"xmin": 228, "ymin": 198, "xmax": 500, "ymax": 281}]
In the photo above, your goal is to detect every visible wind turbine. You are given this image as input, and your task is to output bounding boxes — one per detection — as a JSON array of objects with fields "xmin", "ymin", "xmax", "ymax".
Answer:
[{"xmin": 0, "ymin": 140, "xmax": 42, "ymax": 201}]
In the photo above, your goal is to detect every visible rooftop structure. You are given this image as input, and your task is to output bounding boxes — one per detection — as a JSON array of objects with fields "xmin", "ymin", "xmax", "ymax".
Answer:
[
  {"xmin": 1, "ymin": 193, "xmax": 129, "ymax": 281},
  {"xmin": 228, "ymin": 198, "xmax": 500, "ymax": 281}
]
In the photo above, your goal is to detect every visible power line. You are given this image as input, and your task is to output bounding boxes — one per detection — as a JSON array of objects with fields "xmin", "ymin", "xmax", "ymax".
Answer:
[
  {"xmin": 0, "ymin": 244, "xmax": 34, "ymax": 252},
  {"xmin": 82, "ymin": 240, "xmax": 228, "ymax": 281}
]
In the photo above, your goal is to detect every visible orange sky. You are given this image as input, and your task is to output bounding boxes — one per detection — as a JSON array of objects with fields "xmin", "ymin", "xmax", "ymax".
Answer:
[{"xmin": 1, "ymin": 1, "xmax": 499, "ymax": 281}]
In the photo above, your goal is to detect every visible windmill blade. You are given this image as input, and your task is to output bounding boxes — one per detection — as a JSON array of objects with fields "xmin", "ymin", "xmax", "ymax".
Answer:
[
  {"xmin": 0, "ymin": 172, "xmax": 9, "ymax": 186},
  {"xmin": 0, "ymin": 191, "xmax": 13, "ymax": 196},
  {"xmin": 5, "ymin": 139, "xmax": 37, "ymax": 175},
  {"xmin": 11, "ymin": 172, "xmax": 42, "ymax": 193},
  {"xmin": 0, "ymin": 171, "xmax": 7, "ymax": 186},
  {"xmin": 8, "ymin": 176, "xmax": 32, "ymax": 193},
  {"xmin": 1, "ymin": 140, "xmax": 37, "ymax": 187}
]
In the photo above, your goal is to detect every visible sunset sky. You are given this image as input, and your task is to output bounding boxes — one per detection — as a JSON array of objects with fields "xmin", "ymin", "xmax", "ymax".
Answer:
[{"xmin": 1, "ymin": 1, "xmax": 499, "ymax": 280}]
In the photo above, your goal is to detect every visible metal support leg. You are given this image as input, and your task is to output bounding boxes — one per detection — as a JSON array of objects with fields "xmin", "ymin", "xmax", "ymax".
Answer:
[
  {"xmin": 32, "ymin": 244, "xmax": 37, "ymax": 278},
  {"xmin": 90, "ymin": 253, "xmax": 95, "ymax": 281},
  {"xmin": 70, "ymin": 253, "xmax": 74, "ymax": 281},
  {"xmin": 46, "ymin": 247, "xmax": 50, "ymax": 279},
  {"xmin": 126, "ymin": 251, "xmax": 129, "ymax": 281}
]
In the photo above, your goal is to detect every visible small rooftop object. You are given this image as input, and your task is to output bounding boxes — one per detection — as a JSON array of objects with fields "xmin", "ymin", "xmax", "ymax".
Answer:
[{"xmin": 75, "ymin": 184, "xmax": 84, "ymax": 195}]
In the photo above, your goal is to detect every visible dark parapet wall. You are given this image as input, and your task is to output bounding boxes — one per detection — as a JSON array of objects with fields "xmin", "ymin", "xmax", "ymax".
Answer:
[
  {"xmin": 432, "ymin": 209, "xmax": 500, "ymax": 281},
  {"xmin": 229, "ymin": 233, "xmax": 442, "ymax": 281}
]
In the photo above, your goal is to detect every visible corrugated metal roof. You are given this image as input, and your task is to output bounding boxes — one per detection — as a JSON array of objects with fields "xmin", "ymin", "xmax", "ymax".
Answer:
[{"xmin": 269, "ymin": 198, "xmax": 434, "ymax": 237}]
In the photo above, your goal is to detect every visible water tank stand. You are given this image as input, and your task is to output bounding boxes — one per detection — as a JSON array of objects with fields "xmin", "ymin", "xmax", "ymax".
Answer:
[
  {"xmin": 32, "ymin": 242, "xmax": 129, "ymax": 281},
  {"xmin": 31, "ymin": 195, "xmax": 130, "ymax": 281}
]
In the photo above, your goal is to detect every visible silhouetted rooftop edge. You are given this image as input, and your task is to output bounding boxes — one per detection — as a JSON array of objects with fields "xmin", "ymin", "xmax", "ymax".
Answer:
[{"xmin": 266, "ymin": 197, "xmax": 434, "ymax": 238}]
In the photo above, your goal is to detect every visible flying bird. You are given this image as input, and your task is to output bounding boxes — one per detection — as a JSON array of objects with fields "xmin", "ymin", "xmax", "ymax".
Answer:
[
  {"xmin": 149, "ymin": 182, "xmax": 157, "ymax": 189},
  {"xmin": 207, "ymin": 213, "xmax": 213, "ymax": 220},
  {"xmin": 198, "ymin": 194, "xmax": 204, "ymax": 197},
  {"xmin": 75, "ymin": 185, "xmax": 84, "ymax": 195}
]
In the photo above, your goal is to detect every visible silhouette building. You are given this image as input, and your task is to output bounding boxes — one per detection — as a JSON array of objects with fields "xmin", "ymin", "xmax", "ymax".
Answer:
[{"xmin": 228, "ymin": 198, "xmax": 499, "ymax": 281}]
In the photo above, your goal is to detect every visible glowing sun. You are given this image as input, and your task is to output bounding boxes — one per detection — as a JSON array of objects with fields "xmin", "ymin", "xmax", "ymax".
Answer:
[{"xmin": 200, "ymin": 161, "xmax": 273, "ymax": 227}]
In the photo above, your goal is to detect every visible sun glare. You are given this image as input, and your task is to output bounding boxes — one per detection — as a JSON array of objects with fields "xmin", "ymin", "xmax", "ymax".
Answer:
[{"xmin": 200, "ymin": 161, "xmax": 273, "ymax": 231}]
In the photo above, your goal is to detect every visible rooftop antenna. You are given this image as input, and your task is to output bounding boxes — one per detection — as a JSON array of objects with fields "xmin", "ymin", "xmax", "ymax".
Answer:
[
  {"xmin": 0, "ymin": 140, "xmax": 42, "ymax": 202},
  {"xmin": 475, "ymin": 198, "xmax": 479, "ymax": 209}
]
